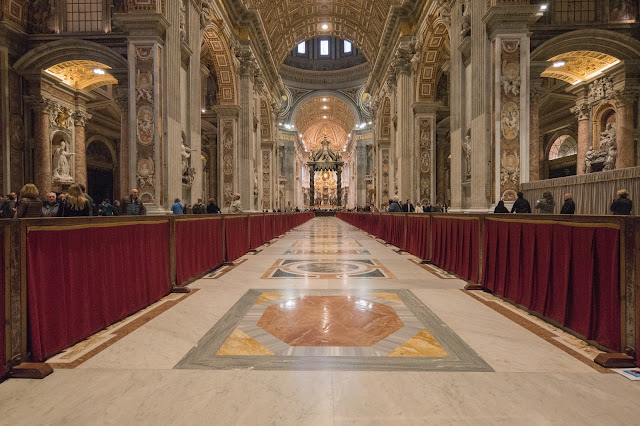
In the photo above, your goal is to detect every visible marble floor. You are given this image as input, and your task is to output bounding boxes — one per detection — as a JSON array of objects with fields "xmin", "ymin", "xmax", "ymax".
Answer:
[{"xmin": 1, "ymin": 217, "xmax": 639, "ymax": 425}]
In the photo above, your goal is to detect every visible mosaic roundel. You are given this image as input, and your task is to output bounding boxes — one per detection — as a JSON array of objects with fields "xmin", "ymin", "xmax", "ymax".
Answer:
[{"xmin": 262, "ymin": 259, "xmax": 395, "ymax": 279}]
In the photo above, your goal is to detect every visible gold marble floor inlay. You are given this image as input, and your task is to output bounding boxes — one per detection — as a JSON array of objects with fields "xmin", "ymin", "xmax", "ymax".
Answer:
[
  {"xmin": 261, "ymin": 259, "xmax": 395, "ymax": 279},
  {"xmin": 175, "ymin": 289, "xmax": 492, "ymax": 371}
]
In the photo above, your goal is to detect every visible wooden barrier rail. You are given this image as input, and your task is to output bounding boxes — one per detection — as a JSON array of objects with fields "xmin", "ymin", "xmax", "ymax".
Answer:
[
  {"xmin": 0, "ymin": 212, "xmax": 313, "ymax": 378},
  {"xmin": 337, "ymin": 212, "xmax": 639, "ymax": 368}
]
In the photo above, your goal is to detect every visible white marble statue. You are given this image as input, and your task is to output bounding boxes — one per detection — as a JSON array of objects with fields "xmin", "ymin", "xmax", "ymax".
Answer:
[
  {"xmin": 53, "ymin": 140, "xmax": 74, "ymax": 181},
  {"xmin": 463, "ymin": 134, "xmax": 471, "ymax": 179},
  {"xmin": 181, "ymin": 140, "xmax": 192, "ymax": 175}
]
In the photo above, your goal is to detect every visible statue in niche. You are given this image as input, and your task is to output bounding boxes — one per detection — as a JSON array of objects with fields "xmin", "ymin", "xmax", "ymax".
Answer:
[
  {"xmin": 179, "ymin": 1, "xmax": 187, "ymax": 43},
  {"xmin": 584, "ymin": 123, "xmax": 618, "ymax": 173},
  {"xmin": 462, "ymin": 133, "xmax": 471, "ymax": 180},
  {"xmin": 181, "ymin": 137, "xmax": 196, "ymax": 185},
  {"xmin": 28, "ymin": 0, "xmax": 53, "ymax": 33},
  {"xmin": 460, "ymin": 0, "xmax": 471, "ymax": 37},
  {"xmin": 53, "ymin": 140, "xmax": 74, "ymax": 182}
]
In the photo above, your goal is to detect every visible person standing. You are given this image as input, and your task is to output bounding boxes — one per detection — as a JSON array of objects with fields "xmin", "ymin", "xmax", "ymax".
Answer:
[
  {"xmin": 560, "ymin": 193, "xmax": 576, "ymax": 214},
  {"xmin": 229, "ymin": 193, "xmax": 243, "ymax": 213},
  {"xmin": 494, "ymin": 200, "xmax": 509, "ymax": 213},
  {"xmin": 98, "ymin": 199, "xmax": 115, "ymax": 216},
  {"xmin": 284, "ymin": 201, "xmax": 292, "ymax": 213},
  {"xmin": 192, "ymin": 197, "xmax": 206, "ymax": 214},
  {"xmin": 388, "ymin": 196, "xmax": 402, "ymax": 212},
  {"xmin": 57, "ymin": 184, "xmax": 91, "ymax": 217},
  {"xmin": 171, "ymin": 198, "xmax": 184, "ymax": 215},
  {"xmin": 610, "ymin": 189, "xmax": 632, "ymax": 215},
  {"xmin": 206, "ymin": 198, "xmax": 221, "ymax": 214},
  {"xmin": 42, "ymin": 192, "xmax": 60, "ymax": 217},
  {"xmin": 121, "ymin": 188, "xmax": 146, "ymax": 216},
  {"xmin": 15, "ymin": 184, "xmax": 44, "ymax": 218},
  {"xmin": 535, "ymin": 192, "xmax": 555, "ymax": 214},
  {"xmin": 511, "ymin": 191, "xmax": 532, "ymax": 213}
]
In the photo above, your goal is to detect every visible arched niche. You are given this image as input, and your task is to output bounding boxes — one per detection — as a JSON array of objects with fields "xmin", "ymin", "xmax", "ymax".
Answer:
[
  {"xmin": 51, "ymin": 130, "xmax": 74, "ymax": 188},
  {"xmin": 592, "ymin": 103, "xmax": 618, "ymax": 151},
  {"xmin": 546, "ymin": 132, "xmax": 578, "ymax": 179}
]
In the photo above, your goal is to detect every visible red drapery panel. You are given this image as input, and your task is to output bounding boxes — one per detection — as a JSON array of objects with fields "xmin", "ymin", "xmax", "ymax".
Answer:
[
  {"xmin": 405, "ymin": 216, "xmax": 430, "ymax": 260},
  {"xmin": 264, "ymin": 215, "xmax": 274, "ymax": 243},
  {"xmin": 431, "ymin": 217, "xmax": 479, "ymax": 282},
  {"xmin": 224, "ymin": 216, "xmax": 249, "ymax": 262},
  {"xmin": 482, "ymin": 219, "xmax": 621, "ymax": 351},
  {"xmin": 249, "ymin": 215, "xmax": 264, "ymax": 249},
  {"xmin": 0, "ymin": 228, "xmax": 6, "ymax": 377},
  {"xmin": 27, "ymin": 221, "xmax": 171, "ymax": 362},
  {"xmin": 389, "ymin": 215, "xmax": 406, "ymax": 250},
  {"xmin": 175, "ymin": 218, "xmax": 223, "ymax": 285}
]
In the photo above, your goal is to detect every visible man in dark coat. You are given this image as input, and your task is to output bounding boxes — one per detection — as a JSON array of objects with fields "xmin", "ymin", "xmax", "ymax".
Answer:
[
  {"xmin": 510, "ymin": 191, "xmax": 531, "ymax": 213},
  {"xmin": 560, "ymin": 193, "xmax": 576, "ymax": 214},
  {"xmin": 402, "ymin": 199, "xmax": 415, "ymax": 213},
  {"xmin": 610, "ymin": 189, "xmax": 632, "ymax": 215},
  {"xmin": 206, "ymin": 198, "xmax": 221, "ymax": 214},
  {"xmin": 121, "ymin": 188, "xmax": 147, "ymax": 215}
]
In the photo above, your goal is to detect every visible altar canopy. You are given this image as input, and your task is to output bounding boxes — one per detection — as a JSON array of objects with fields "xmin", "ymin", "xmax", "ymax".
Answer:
[{"xmin": 308, "ymin": 137, "xmax": 344, "ymax": 208}]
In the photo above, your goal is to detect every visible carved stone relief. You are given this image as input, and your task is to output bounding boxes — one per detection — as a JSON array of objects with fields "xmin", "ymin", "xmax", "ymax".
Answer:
[
  {"xmin": 134, "ymin": 45, "xmax": 156, "ymax": 203},
  {"xmin": 381, "ymin": 148, "xmax": 390, "ymax": 205},
  {"xmin": 499, "ymin": 39, "xmax": 521, "ymax": 202},
  {"xmin": 262, "ymin": 150, "xmax": 271, "ymax": 210},
  {"xmin": 222, "ymin": 120, "xmax": 234, "ymax": 206},
  {"xmin": 419, "ymin": 119, "xmax": 432, "ymax": 203}
]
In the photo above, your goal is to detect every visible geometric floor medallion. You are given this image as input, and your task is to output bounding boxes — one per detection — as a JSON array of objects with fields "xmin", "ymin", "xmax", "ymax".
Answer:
[
  {"xmin": 261, "ymin": 259, "xmax": 395, "ymax": 279},
  {"xmin": 175, "ymin": 289, "xmax": 493, "ymax": 371}
]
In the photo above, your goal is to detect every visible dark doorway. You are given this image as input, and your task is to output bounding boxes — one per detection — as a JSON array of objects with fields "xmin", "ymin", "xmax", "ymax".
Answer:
[
  {"xmin": 88, "ymin": 169, "xmax": 114, "ymax": 203},
  {"xmin": 86, "ymin": 139, "xmax": 115, "ymax": 203}
]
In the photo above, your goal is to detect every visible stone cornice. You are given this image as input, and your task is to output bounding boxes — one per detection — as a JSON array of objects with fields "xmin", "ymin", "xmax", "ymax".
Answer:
[
  {"xmin": 483, "ymin": 5, "xmax": 541, "ymax": 39},
  {"xmin": 112, "ymin": 13, "xmax": 170, "ymax": 41},
  {"xmin": 211, "ymin": 104, "xmax": 241, "ymax": 118},
  {"xmin": 280, "ymin": 63, "xmax": 370, "ymax": 90}
]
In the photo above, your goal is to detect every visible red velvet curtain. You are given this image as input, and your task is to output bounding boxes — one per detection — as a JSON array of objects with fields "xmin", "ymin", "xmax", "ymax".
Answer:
[
  {"xmin": 249, "ymin": 215, "xmax": 264, "ymax": 249},
  {"xmin": 27, "ymin": 221, "xmax": 171, "ymax": 362},
  {"xmin": 482, "ymin": 219, "xmax": 621, "ymax": 351},
  {"xmin": 175, "ymin": 218, "xmax": 224, "ymax": 285},
  {"xmin": 264, "ymin": 215, "xmax": 274, "ymax": 242},
  {"xmin": 389, "ymin": 215, "xmax": 406, "ymax": 250},
  {"xmin": 224, "ymin": 216, "xmax": 249, "ymax": 262},
  {"xmin": 0, "ymin": 228, "xmax": 6, "ymax": 377},
  {"xmin": 431, "ymin": 217, "xmax": 479, "ymax": 282},
  {"xmin": 405, "ymin": 216, "xmax": 430, "ymax": 260}
]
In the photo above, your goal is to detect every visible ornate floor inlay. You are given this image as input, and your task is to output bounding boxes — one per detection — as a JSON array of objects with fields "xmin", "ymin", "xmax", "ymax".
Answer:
[
  {"xmin": 261, "ymin": 259, "xmax": 395, "ymax": 279},
  {"xmin": 175, "ymin": 289, "xmax": 492, "ymax": 371},
  {"xmin": 283, "ymin": 248, "xmax": 371, "ymax": 255},
  {"xmin": 291, "ymin": 239, "xmax": 362, "ymax": 247}
]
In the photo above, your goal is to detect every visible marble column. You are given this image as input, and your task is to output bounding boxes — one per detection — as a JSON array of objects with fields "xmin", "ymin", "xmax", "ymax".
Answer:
[
  {"xmin": 355, "ymin": 143, "xmax": 367, "ymax": 207},
  {"xmin": 237, "ymin": 49, "xmax": 257, "ymax": 209},
  {"xmin": 392, "ymin": 39, "xmax": 416, "ymax": 202},
  {"xmin": 529, "ymin": 70, "xmax": 546, "ymax": 182},
  {"xmin": 615, "ymin": 93, "xmax": 637, "ymax": 169},
  {"xmin": 72, "ymin": 110, "xmax": 91, "ymax": 188},
  {"xmin": 29, "ymin": 97, "xmax": 53, "ymax": 194},
  {"xmin": 571, "ymin": 103, "xmax": 590, "ymax": 175},
  {"xmin": 212, "ymin": 105, "xmax": 240, "ymax": 207},
  {"xmin": 115, "ymin": 89, "xmax": 129, "ymax": 198},
  {"xmin": 414, "ymin": 103, "xmax": 437, "ymax": 205}
]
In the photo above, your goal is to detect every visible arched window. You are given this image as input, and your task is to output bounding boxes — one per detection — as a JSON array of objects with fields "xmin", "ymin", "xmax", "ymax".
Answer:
[{"xmin": 548, "ymin": 135, "xmax": 578, "ymax": 160}]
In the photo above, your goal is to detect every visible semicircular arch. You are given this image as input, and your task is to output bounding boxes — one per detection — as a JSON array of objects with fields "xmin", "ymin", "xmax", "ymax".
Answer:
[
  {"xmin": 202, "ymin": 23, "xmax": 238, "ymax": 105},
  {"xmin": 531, "ymin": 29, "xmax": 640, "ymax": 62}
]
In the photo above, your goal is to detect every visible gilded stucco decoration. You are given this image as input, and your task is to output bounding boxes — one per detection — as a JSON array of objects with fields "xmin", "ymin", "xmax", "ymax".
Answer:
[
  {"xmin": 416, "ymin": 23, "xmax": 450, "ymax": 102},
  {"xmin": 45, "ymin": 60, "xmax": 118, "ymax": 91},
  {"xmin": 541, "ymin": 51, "xmax": 620, "ymax": 85},
  {"xmin": 239, "ymin": 0, "xmax": 403, "ymax": 65},
  {"xmin": 302, "ymin": 121, "xmax": 349, "ymax": 153},
  {"xmin": 294, "ymin": 96, "xmax": 356, "ymax": 138},
  {"xmin": 202, "ymin": 24, "xmax": 237, "ymax": 105}
]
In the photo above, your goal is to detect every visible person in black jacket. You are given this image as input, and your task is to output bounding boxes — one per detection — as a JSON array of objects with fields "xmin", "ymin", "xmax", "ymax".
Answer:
[
  {"xmin": 57, "ymin": 184, "xmax": 91, "ymax": 217},
  {"xmin": 206, "ymin": 198, "xmax": 221, "ymax": 214},
  {"xmin": 560, "ymin": 193, "xmax": 575, "ymax": 214},
  {"xmin": 510, "ymin": 191, "xmax": 531, "ymax": 213},
  {"xmin": 494, "ymin": 200, "xmax": 509, "ymax": 213},
  {"xmin": 610, "ymin": 189, "xmax": 632, "ymax": 215}
]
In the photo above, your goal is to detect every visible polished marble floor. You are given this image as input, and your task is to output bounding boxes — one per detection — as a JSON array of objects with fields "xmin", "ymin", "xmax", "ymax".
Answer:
[{"xmin": 1, "ymin": 217, "xmax": 639, "ymax": 425}]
